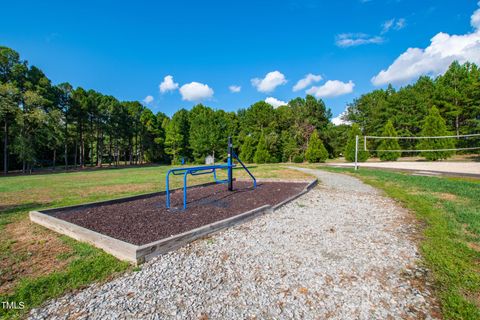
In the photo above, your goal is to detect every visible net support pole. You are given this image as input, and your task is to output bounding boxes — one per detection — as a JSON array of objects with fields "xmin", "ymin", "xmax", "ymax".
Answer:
[
  {"xmin": 354, "ymin": 135, "xmax": 359, "ymax": 171},
  {"xmin": 363, "ymin": 135, "xmax": 367, "ymax": 151},
  {"xmin": 227, "ymin": 136, "xmax": 233, "ymax": 191}
]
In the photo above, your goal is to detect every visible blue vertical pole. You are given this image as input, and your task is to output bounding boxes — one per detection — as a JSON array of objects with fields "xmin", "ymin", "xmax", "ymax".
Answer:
[
  {"xmin": 166, "ymin": 171, "xmax": 171, "ymax": 208},
  {"xmin": 183, "ymin": 171, "xmax": 188, "ymax": 210},
  {"xmin": 227, "ymin": 136, "xmax": 233, "ymax": 191}
]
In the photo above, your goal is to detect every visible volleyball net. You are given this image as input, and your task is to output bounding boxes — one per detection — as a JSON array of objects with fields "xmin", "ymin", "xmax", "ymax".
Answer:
[
  {"xmin": 352, "ymin": 133, "xmax": 480, "ymax": 170},
  {"xmin": 362, "ymin": 133, "xmax": 480, "ymax": 153}
]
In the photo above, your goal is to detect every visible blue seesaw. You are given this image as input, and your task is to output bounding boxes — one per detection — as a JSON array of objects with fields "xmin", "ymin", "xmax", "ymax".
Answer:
[{"xmin": 165, "ymin": 137, "xmax": 256, "ymax": 210}]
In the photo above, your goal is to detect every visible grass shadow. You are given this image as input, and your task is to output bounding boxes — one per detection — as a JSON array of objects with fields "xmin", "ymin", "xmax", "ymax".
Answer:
[{"xmin": 0, "ymin": 203, "xmax": 49, "ymax": 216}]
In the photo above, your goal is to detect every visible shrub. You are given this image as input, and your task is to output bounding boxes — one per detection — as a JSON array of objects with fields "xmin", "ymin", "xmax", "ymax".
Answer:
[
  {"xmin": 417, "ymin": 106, "xmax": 455, "ymax": 160},
  {"xmin": 293, "ymin": 154, "xmax": 304, "ymax": 163},
  {"xmin": 344, "ymin": 123, "xmax": 369, "ymax": 162},
  {"xmin": 254, "ymin": 134, "xmax": 270, "ymax": 163},
  {"xmin": 378, "ymin": 120, "xmax": 401, "ymax": 161},
  {"xmin": 239, "ymin": 136, "xmax": 256, "ymax": 163},
  {"xmin": 305, "ymin": 130, "xmax": 328, "ymax": 163}
]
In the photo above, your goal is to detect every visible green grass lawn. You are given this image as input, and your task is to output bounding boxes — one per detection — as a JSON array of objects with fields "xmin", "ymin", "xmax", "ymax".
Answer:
[
  {"xmin": 322, "ymin": 167, "xmax": 480, "ymax": 320},
  {"xmin": 0, "ymin": 164, "xmax": 310, "ymax": 319}
]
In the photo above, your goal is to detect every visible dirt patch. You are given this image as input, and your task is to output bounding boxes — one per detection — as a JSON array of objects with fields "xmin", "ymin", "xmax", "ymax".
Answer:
[
  {"xmin": 434, "ymin": 192, "xmax": 459, "ymax": 202},
  {"xmin": 467, "ymin": 242, "xmax": 480, "ymax": 253},
  {"xmin": 0, "ymin": 189, "xmax": 54, "ymax": 208},
  {"xmin": 462, "ymin": 290, "xmax": 480, "ymax": 309},
  {"xmin": 50, "ymin": 181, "xmax": 307, "ymax": 245},
  {"xmin": 461, "ymin": 224, "xmax": 479, "ymax": 240},
  {"xmin": 0, "ymin": 218, "xmax": 72, "ymax": 295}
]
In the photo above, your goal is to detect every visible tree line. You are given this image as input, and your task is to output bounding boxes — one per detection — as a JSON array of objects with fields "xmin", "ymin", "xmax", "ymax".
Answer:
[
  {"xmin": 345, "ymin": 61, "xmax": 480, "ymax": 154},
  {"xmin": 0, "ymin": 46, "xmax": 342, "ymax": 174},
  {"xmin": 1, "ymin": 46, "xmax": 479, "ymax": 175}
]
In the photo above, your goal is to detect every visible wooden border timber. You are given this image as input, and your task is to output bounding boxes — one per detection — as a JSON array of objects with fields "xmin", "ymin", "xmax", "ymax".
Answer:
[
  {"xmin": 30, "ymin": 211, "xmax": 138, "ymax": 263},
  {"xmin": 29, "ymin": 178, "xmax": 317, "ymax": 265}
]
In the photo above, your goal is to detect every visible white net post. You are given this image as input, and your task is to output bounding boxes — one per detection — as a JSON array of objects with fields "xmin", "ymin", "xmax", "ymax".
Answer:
[{"xmin": 355, "ymin": 135, "xmax": 359, "ymax": 171}]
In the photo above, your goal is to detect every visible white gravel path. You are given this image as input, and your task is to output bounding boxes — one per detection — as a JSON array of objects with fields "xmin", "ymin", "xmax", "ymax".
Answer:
[{"xmin": 29, "ymin": 168, "xmax": 438, "ymax": 319}]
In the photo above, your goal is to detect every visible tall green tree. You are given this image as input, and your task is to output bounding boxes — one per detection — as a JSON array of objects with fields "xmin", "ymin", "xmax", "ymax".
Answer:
[
  {"xmin": 281, "ymin": 130, "xmax": 299, "ymax": 162},
  {"xmin": 239, "ymin": 135, "xmax": 255, "ymax": 163},
  {"xmin": 15, "ymin": 90, "xmax": 48, "ymax": 172},
  {"xmin": 189, "ymin": 104, "xmax": 221, "ymax": 163},
  {"xmin": 417, "ymin": 106, "xmax": 456, "ymax": 160},
  {"xmin": 43, "ymin": 108, "xmax": 64, "ymax": 169},
  {"xmin": 165, "ymin": 110, "xmax": 190, "ymax": 164},
  {"xmin": 324, "ymin": 123, "xmax": 350, "ymax": 158},
  {"xmin": 71, "ymin": 88, "xmax": 88, "ymax": 167},
  {"xmin": 377, "ymin": 120, "xmax": 401, "ymax": 161},
  {"xmin": 55, "ymin": 82, "xmax": 73, "ymax": 170},
  {"xmin": 0, "ymin": 83, "xmax": 20, "ymax": 174},
  {"xmin": 254, "ymin": 133, "xmax": 270, "ymax": 163},
  {"xmin": 305, "ymin": 129, "xmax": 328, "ymax": 163},
  {"xmin": 344, "ymin": 123, "xmax": 369, "ymax": 162}
]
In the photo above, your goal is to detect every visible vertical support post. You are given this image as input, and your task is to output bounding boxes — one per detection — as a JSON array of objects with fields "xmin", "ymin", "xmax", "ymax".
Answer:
[
  {"xmin": 355, "ymin": 135, "xmax": 359, "ymax": 171},
  {"xmin": 227, "ymin": 136, "xmax": 233, "ymax": 191},
  {"xmin": 166, "ymin": 171, "xmax": 171, "ymax": 208},
  {"xmin": 183, "ymin": 171, "xmax": 188, "ymax": 210},
  {"xmin": 364, "ymin": 135, "xmax": 367, "ymax": 152}
]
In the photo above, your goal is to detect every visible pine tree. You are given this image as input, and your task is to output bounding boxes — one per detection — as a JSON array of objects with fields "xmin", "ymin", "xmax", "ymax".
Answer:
[
  {"xmin": 164, "ymin": 119, "xmax": 184, "ymax": 164},
  {"xmin": 305, "ymin": 130, "xmax": 328, "ymax": 163},
  {"xmin": 378, "ymin": 120, "xmax": 401, "ymax": 161},
  {"xmin": 239, "ymin": 135, "xmax": 255, "ymax": 163},
  {"xmin": 417, "ymin": 106, "xmax": 455, "ymax": 160},
  {"xmin": 281, "ymin": 131, "xmax": 298, "ymax": 162},
  {"xmin": 254, "ymin": 133, "xmax": 270, "ymax": 163},
  {"xmin": 344, "ymin": 123, "xmax": 369, "ymax": 162}
]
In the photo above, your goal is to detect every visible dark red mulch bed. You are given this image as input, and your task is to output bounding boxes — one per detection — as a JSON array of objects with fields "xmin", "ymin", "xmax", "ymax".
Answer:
[{"xmin": 50, "ymin": 181, "xmax": 307, "ymax": 245}]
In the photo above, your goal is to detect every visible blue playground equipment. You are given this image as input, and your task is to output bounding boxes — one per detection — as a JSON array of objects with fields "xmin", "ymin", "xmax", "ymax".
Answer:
[{"xmin": 166, "ymin": 137, "xmax": 256, "ymax": 210}]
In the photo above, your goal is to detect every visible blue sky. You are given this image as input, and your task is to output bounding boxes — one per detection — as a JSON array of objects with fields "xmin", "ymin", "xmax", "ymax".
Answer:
[{"xmin": 1, "ymin": 0, "xmax": 479, "ymax": 121}]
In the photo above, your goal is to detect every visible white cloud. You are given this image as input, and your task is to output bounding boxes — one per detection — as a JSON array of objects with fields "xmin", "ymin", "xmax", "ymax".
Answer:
[
  {"xmin": 372, "ymin": 5, "xmax": 480, "ymax": 86},
  {"xmin": 306, "ymin": 80, "xmax": 355, "ymax": 98},
  {"xmin": 335, "ymin": 33, "xmax": 384, "ymax": 47},
  {"xmin": 251, "ymin": 71, "xmax": 287, "ymax": 93},
  {"xmin": 179, "ymin": 82, "xmax": 214, "ymax": 101},
  {"xmin": 381, "ymin": 18, "xmax": 406, "ymax": 34},
  {"xmin": 159, "ymin": 75, "xmax": 179, "ymax": 93},
  {"xmin": 265, "ymin": 97, "xmax": 288, "ymax": 108},
  {"xmin": 293, "ymin": 73, "xmax": 322, "ymax": 92},
  {"xmin": 381, "ymin": 19, "xmax": 395, "ymax": 34},
  {"xmin": 142, "ymin": 95, "xmax": 154, "ymax": 104},
  {"xmin": 229, "ymin": 85, "xmax": 241, "ymax": 93},
  {"xmin": 395, "ymin": 18, "xmax": 406, "ymax": 30},
  {"xmin": 331, "ymin": 109, "xmax": 352, "ymax": 126},
  {"xmin": 472, "ymin": 2, "xmax": 480, "ymax": 29}
]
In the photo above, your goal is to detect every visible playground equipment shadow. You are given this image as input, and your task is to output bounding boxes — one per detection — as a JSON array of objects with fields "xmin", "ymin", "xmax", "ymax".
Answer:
[{"xmin": 30, "ymin": 180, "xmax": 315, "ymax": 264}]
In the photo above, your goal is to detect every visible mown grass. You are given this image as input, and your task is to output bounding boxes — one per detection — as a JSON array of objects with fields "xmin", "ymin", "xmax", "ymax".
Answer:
[
  {"xmin": 0, "ymin": 164, "xmax": 310, "ymax": 319},
  {"xmin": 0, "ymin": 238, "xmax": 129, "ymax": 319},
  {"xmin": 322, "ymin": 167, "xmax": 480, "ymax": 319}
]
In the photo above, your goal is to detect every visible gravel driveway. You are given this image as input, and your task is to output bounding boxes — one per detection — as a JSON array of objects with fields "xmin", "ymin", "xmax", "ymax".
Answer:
[{"xmin": 30, "ymin": 168, "xmax": 439, "ymax": 319}]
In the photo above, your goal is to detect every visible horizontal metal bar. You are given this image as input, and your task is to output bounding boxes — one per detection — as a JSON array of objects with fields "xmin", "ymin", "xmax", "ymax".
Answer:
[
  {"xmin": 369, "ymin": 146, "xmax": 480, "ymax": 152},
  {"xmin": 365, "ymin": 133, "xmax": 480, "ymax": 139}
]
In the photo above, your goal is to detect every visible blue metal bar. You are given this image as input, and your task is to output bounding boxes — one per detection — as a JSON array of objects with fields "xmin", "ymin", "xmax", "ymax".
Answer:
[
  {"xmin": 183, "ymin": 170, "xmax": 188, "ymax": 209},
  {"xmin": 228, "ymin": 137, "xmax": 233, "ymax": 191},
  {"xmin": 165, "ymin": 164, "xmax": 235, "ymax": 209},
  {"xmin": 166, "ymin": 170, "xmax": 171, "ymax": 208},
  {"xmin": 233, "ymin": 151, "xmax": 256, "ymax": 188},
  {"xmin": 190, "ymin": 169, "xmax": 214, "ymax": 176}
]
